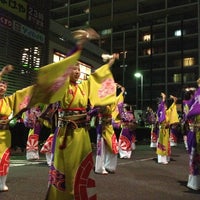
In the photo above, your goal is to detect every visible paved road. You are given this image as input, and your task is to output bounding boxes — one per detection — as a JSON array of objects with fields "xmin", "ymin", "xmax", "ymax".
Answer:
[{"xmin": 0, "ymin": 143, "xmax": 200, "ymax": 200}]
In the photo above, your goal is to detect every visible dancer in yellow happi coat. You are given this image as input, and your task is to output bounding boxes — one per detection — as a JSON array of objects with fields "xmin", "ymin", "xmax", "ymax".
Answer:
[
  {"xmin": 0, "ymin": 64, "xmax": 35, "ymax": 192},
  {"xmin": 0, "ymin": 29, "xmax": 116, "ymax": 198},
  {"xmin": 91, "ymin": 85, "xmax": 124, "ymax": 175},
  {"xmin": 43, "ymin": 30, "xmax": 118, "ymax": 200},
  {"xmin": 0, "ymin": 52, "xmax": 83, "ymax": 192},
  {"xmin": 156, "ymin": 93, "xmax": 179, "ymax": 164}
]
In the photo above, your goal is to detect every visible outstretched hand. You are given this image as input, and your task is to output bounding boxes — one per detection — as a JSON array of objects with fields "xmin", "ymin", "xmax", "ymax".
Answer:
[
  {"xmin": 108, "ymin": 53, "xmax": 119, "ymax": 67},
  {"xmin": 0, "ymin": 65, "xmax": 14, "ymax": 77},
  {"xmin": 170, "ymin": 95, "xmax": 177, "ymax": 103},
  {"xmin": 161, "ymin": 92, "xmax": 166, "ymax": 100}
]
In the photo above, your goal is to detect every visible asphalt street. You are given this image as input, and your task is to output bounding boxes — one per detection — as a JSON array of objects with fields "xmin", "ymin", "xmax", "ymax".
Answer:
[{"xmin": 0, "ymin": 143, "xmax": 200, "ymax": 200}]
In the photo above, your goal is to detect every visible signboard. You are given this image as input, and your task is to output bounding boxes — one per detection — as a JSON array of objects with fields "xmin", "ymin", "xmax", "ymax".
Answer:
[
  {"xmin": 0, "ymin": 0, "xmax": 27, "ymax": 19},
  {"xmin": 0, "ymin": 13, "xmax": 45, "ymax": 43}
]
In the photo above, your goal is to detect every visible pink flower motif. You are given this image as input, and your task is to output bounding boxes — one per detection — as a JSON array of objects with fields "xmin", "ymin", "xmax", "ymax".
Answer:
[
  {"xmin": 48, "ymin": 66, "xmax": 74, "ymax": 93},
  {"xmin": 19, "ymin": 96, "xmax": 31, "ymax": 110},
  {"xmin": 98, "ymin": 78, "xmax": 116, "ymax": 98}
]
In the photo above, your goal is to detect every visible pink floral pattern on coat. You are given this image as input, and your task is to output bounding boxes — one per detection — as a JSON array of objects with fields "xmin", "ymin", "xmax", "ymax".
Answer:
[
  {"xmin": 48, "ymin": 66, "xmax": 74, "ymax": 93},
  {"xmin": 19, "ymin": 96, "xmax": 31, "ymax": 110},
  {"xmin": 98, "ymin": 78, "xmax": 116, "ymax": 98}
]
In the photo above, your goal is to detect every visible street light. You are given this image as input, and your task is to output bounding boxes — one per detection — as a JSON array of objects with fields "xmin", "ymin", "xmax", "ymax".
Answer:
[{"xmin": 134, "ymin": 72, "xmax": 143, "ymax": 110}]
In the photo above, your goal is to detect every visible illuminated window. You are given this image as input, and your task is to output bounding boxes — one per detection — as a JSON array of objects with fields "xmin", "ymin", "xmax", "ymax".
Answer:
[
  {"xmin": 21, "ymin": 46, "xmax": 41, "ymax": 71},
  {"xmin": 101, "ymin": 28, "xmax": 112, "ymax": 36},
  {"xmin": 143, "ymin": 34, "xmax": 151, "ymax": 41},
  {"xmin": 174, "ymin": 29, "xmax": 186, "ymax": 37},
  {"xmin": 183, "ymin": 57, "xmax": 195, "ymax": 67},
  {"xmin": 146, "ymin": 49, "xmax": 151, "ymax": 55},
  {"xmin": 53, "ymin": 51, "xmax": 65, "ymax": 62},
  {"xmin": 143, "ymin": 48, "xmax": 153, "ymax": 55},
  {"xmin": 173, "ymin": 74, "xmax": 181, "ymax": 83}
]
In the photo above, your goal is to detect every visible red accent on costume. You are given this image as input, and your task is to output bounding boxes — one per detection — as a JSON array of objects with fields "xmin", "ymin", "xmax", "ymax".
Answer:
[
  {"xmin": 0, "ymin": 148, "xmax": 10, "ymax": 176},
  {"xmin": 40, "ymin": 135, "xmax": 54, "ymax": 153},
  {"xmin": 74, "ymin": 152, "xmax": 97, "ymax": 200},
  {"xmin": 111, "ymin": 134, "xmax": 119, "ymax": 154},
  {"xmin": 170, "ymin": 132, "xmax": 177, "ymax": 143},
  {"xmin": 151, "ymin": 132, "xmax": 157, "ymax": 143},
  {"xmin": 26, "ymin": 134, "xmax": 39, "ymax": 151},
  {"xmin": 48, "ymin": 168, "xmax": 65, "ymax": 191},
  {"xmin": 119, "ymin": 135, "xmax": 131, "ymax": 151}
]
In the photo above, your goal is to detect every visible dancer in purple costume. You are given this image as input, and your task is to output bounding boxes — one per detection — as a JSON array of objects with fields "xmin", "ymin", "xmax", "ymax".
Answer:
[
  {"xmin": 185, "ymin": 79, "xmax": 200, "ymax": 190},
  {"xmin": 118, "ymin": 103, "xmax": 137, "ymax": 159}
]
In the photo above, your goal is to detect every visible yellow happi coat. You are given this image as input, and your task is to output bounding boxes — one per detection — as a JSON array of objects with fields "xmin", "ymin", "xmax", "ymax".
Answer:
[
  {"xmin": 37, "ymin": 49, "xmax": 117, "ymax": 200},
  {"xmin": 156, "ymin": 102, "xmax": 179, "ymax": 156},
  {"xmin": 0, "ymin": 86, "xmax": 34, "ymax": 176}
]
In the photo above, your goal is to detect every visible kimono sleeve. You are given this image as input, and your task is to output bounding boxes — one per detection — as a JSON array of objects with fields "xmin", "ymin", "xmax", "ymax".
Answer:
[
  {"xmin": 112, "ymin": 92, "xmax": 124, "ymax": 120},
  {"xmin": 88, "ymin": 63, "xmax": 116, "ymax": 107},
  {"xmin": 187, "ymin": 88, "xmax": 200, "ymax": 119},
  {"xmin": 167, "ymin": 102, "xmax": 179, "ymax": 124},
  {"xmin": 5, "ymin": 85, "xmax": 34, "ymax": 117},
  {"xmin": 29, "ymin": 49, "xmax": 81, "ymax": 106},
  {"xmin": 157, "ymin": 100, "xmax": 166, "ymax": 123}
]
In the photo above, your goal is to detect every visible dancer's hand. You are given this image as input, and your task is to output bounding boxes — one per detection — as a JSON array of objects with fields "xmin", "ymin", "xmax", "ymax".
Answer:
[
  {"xmin": 108, "ymin": 53, "xmax": 119, "ymax": 67},
  {"xmin": 170, "ymin": 95, "xmax": 177, "ymax": 103},
  {"xmin": 161, "ymin": 92, "xmax": 166, "ymax": 100}
]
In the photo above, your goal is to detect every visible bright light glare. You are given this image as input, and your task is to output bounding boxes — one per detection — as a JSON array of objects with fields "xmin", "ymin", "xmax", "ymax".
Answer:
[{"xmin": 134, "ymin": 72, "xmax": 142, "ymax": 78}]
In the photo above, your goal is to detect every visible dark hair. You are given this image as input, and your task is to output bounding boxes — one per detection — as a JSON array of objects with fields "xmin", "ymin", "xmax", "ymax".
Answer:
[
  {"xmin": 183, "ymin": 90, "xmax": 195, "ymax": 100},
  {"xmin": 0, "ymin": 80, "xmax": 7, "ymax": 85}
]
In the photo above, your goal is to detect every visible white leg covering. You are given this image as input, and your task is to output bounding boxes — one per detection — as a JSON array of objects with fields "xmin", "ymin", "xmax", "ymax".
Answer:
[
  {"xmin": 150, "ymin": 142, "xmax": 157, "ymax": 148},
  {"xmin": 131, "ymin": 142, "xmax": 136, "ymax": 150},
  {"xmin": 183, "ymin": 136, "xmax": 188, "ymax": 150},
  {"xmin": 119, "ymin": 148, "xmax": 132, "ymax": 159},
  {"xmin": 45, "ymin": 153, "xmax": 52, "ymax": 166},
  {"xmin": 104, "ymin": 145, "xmax": 117, "ymax": 172},
  {"xmin": 0, "ymin": 175, "xmax": 8, "ymax": 191},
  {"xmin": 187, "ymin": 174, "xmax": 200, "ymax": 190},
  {"xmin": 95, "ymin": 137, "xmax": 108, "ymax": 174},
  {"xmin": 157, "ymin": 155, "xmax": 169, "ymax": 164},
  {"xmin": 26, "ymin": 150, "xmax": 39, "ymax": 160}
]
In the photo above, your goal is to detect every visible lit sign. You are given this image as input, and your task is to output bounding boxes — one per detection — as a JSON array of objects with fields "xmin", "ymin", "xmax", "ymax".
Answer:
[
  {"xmin": 28, "ymin": 5, "xmax": 44, "ymax": 28},
  {"xmin": 0, "ymin": 0, "xmax": 27, "ymax": 19},
  {"xmin": 14, "ymin": 21, "xmax": 45, "ymax": 43},
  {"xmin": 0, "ymin": 14, "xmax": 12, "ymax": 28}
]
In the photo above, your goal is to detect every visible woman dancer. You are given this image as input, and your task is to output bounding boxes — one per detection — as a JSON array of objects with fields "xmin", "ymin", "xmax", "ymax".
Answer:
[
  {"xmin": 156, "ymin": 93, "xmax": 179, "ymax": 164},
  {"xmin": 23, "ymin": 105, "xmax": 44, "ymax": 160},
  {"xmin": 0, "ymin": 60, "xmax": 78, "ymax": 191},
  {"xmin": 91, "ymin": 85, "xmax": 124, "ymax": 174},
  {"xmin": 44, "ymin": 30, "xmax": 118, "ymax": 199},
  {"xmin": 185, "ymin": 78, "xmax": 200, "ymax": 190},
  {"xmin": 146, "ymin": 106, "xmax": 158, "ymax": 148},
  {"xmin": 118, "ymin": 103, "xmax": 137, "ymax": 159}
]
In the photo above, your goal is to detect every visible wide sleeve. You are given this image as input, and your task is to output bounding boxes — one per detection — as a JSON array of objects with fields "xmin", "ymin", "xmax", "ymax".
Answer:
[
  {"xmin": 187, "ymin": 88, "xmax": 200, "ymax": 119},
  {"xmin": 88, "ymin": 63, "xmax": 116, "ymax": 107},
  {"xmin": 157, "ymin": 100, "xmax": 166, "ymax": 123},
  {"xmin": 112, "ymin": 92, "xmax": 124, "ymax": 120},
  {"xmin": 29, "ymin": 49, "xmax": 81, "ymax": 106},
  {"xmin": 167, "ymin": 102, "xmax": 179, "ymax": 124},
  {"xmin": 5, "ymin": 85, "xmax": 35, "ymax": 117}
]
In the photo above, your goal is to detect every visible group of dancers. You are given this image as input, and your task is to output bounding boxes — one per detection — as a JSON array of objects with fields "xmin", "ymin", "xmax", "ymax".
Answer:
[
  {"xmin": 0, "ymin": 27, "xmax": 199, "ymax": 200},
  {"xmin": 146, "ymin": 87, "xmax": 200, "ymax": 191},
  {"xmin": 22, "ymin": 82, "xmax": 137, "ymax": 173},
  {"xmin": 0, "ymin": 28, "xmax": 138, "ymax": 200}
]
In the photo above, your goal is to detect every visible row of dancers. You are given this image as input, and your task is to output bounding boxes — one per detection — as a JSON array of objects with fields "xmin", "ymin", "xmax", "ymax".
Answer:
[
  {"xmin": 0, "ymin": 28, "xmax": 199, "ymax": 200},
  {"xmin": 146, "ymin": 88, "xmax": 200, "ymax": 191}
]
